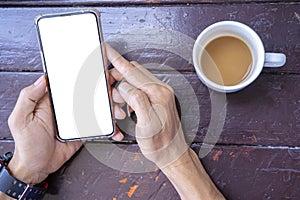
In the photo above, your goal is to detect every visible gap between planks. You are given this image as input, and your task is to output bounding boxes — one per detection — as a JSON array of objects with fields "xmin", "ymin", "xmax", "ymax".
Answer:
[{"xmin": 1, "ymin": 139, "xmax": 299, "ymax": 149}]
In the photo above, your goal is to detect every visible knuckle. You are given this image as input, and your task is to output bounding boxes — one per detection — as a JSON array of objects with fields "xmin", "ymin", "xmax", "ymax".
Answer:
[
  {"xmin": 161, "ymin": 83, "xmax": 174, "ymax": 94},
  {"xmin": 144, "ymin": 85, "xmax": 158, "ymax": 94},
  {"xmin": 130, "ymin": 61, "xmax": 139, "ymax": 66},
  {"xmin": 166, "ymin": 85, "xmax": 174, "ymax": 94},
  {"xmin": 123, "ymin": 62, "xmax": 134, "ymax": 73},
  {"xmin": 19, "ymin": 87, "xmax": 30, "ymax": 99},
  {"xmin": 156, "ymin": 85, "xmax": 174, "ymax": 104},
  {"xmin": 146, "ymin": 83, "xmax": 174, "ymax": 96},
  {"xmin": 8, "ymin": 113, "xmax": 20, "ymax": 128},
  {"xmin": 129, "ymin": 90, "xmax": 146, "ymax": 105},
  {"xmin": 7, "ymin": 114, "xmax": 14, "ymax": 127}
]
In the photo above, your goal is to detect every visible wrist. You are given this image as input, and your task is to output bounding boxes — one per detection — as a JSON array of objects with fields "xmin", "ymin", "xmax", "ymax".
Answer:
[
  {"xmin": 161, "ymin": 148, "xmax": 194, "ymax": 175},
  {"xmin": 7, "ymin": 156, "xmax": 48, "ymax": 185},
  {"xmin": 161, "ymin": 148, "xmax": 225, "ymax": 200}
]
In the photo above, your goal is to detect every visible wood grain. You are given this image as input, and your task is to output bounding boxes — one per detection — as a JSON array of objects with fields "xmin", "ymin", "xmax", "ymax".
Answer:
[
  {"xmin": 0, "ymin": 4, "xmax": 299, "ymax": 73},
  {"xmin": 1, "ymin": 72, "xmax": 299, "ymax": 146},
  {"xmin": 1, "ymin": 1, "xmax": 299, "ymax": 200},
  {"xmin": 1, "ymin": 141, "xmax": 299, "ymax": 200}
]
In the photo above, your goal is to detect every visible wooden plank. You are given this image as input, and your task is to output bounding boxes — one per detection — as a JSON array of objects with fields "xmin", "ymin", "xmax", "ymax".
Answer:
[
  {"xmin": 0, "ymin": 4, "xmax": 299, "ymax": 73},
  {"xmin": 0, "ymin": 141, "xmax": 299, "ymax": 199},
  {"xmin": 1, "ymin": 72, "xmax": 299, "ymax": 146},
  {"xmin": 0, "ymin": 73, "xmax": 36, "ymax": 139},
  {"xmin": 0, "ymin": 0, "xmax": 298, "ymax": 6}
]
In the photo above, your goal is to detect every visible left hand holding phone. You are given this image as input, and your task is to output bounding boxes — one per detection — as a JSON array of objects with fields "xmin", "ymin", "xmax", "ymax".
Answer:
[
  {"xmin": 7, "ymin": 75, "xmax": 82, "ymax": 184},
  {"xmin": 7, "ymin": 75, "xmax": 124, "ymax": 185}
]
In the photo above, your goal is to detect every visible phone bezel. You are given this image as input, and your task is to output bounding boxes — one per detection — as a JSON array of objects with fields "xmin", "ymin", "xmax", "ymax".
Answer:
[{"xmin": 35, "ymin": 9, "xmax": 116, "ymax": 142}]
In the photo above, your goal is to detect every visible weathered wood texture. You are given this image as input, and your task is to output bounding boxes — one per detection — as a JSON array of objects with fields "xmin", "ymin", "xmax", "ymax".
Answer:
[
  {"xmin": 1, "ymin": 72, "xmax": 299, "ymax": 146},
  {"xmin": 0, "ymin": 0, "xmax": 298, "ymax": 6},
  {"xmin": 1, "ymin": 141, "xmax": 300, "ymax": 200},
  {"xmin": 1, "ymin": 2, "xmax": 299, "ymax": 200},
  {"xmin": 0, "ymin": 4, "xmax": 299, "ymax": 73}
]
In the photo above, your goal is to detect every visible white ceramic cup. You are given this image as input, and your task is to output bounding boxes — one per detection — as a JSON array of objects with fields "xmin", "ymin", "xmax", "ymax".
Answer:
[{"xmin": 193, "ymin": 21, "xmax": 286, "ymax": 93}]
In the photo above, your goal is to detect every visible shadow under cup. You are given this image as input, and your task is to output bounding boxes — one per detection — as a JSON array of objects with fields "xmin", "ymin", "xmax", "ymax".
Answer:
[{"xmin": 193, "ymin": 21, "xmax": 265, "ymax": 93}]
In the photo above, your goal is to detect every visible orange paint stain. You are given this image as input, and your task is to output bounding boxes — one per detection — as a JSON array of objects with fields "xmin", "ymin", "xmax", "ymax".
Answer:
[
  {"xmin": 113, "ymin": 198, "xmax": 117, "ymax": 200},
  {"xmin": 119, "ymin": 178, "xmax": 127, "ymax": 183},
  {"xmin": 127, "ymin": 185, "xmax": 138, "ymax": 198},
  {"xmin": 243, "ymin": 148, "xmax": 253, "ymax": 153},
  {"xmin": 212, "ymin": 150, "xmax": 223, "ymax": 161},
  {"xmin": 251, "ymin": 135, "xmax": 257, "ymax": 142},
  {"xmin": 155, "ymin": 176, "xmax": 159, "ymax": 182},
  {"xmin": 133, "ymin": 155, "xmax": 140, "ymax": 161},
  {"xmin": 242, "ymin": 148, "xmax": 253, "ymax": 156}
]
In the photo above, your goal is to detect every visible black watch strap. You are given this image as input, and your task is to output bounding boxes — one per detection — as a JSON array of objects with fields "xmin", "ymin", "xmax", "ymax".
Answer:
[{"xmin": 0, "ymin": 152, "xmax": 47, "ymax": 200}]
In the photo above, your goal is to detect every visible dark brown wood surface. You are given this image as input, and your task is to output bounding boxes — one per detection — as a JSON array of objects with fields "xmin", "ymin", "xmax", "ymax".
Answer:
[
  {"xmin": 0, "ymin": 1, "xmax": 299, "ymax": 200},
  {"xmin": 1, "ymin": 142, "xmax": 300, "ymax": 200},
  {"xmin": 1, "ymin": 72, "xmax": 300, "ymax": 146},
  {"xmin": 0, "ymin": 4, "xmax": 299, "ymax": 73}
]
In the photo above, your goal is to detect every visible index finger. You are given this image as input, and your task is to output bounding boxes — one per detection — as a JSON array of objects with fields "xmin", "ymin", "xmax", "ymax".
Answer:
[{"xmin": 105, "ymin": 43, "xmax": 134, "ymax": 75}]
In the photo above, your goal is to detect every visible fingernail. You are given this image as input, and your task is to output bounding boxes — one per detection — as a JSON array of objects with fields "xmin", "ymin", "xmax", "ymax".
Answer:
[
  {"xmin": 34, "ymin": 75, "xmax": 44, "ymax": 86},
  {"xmin": 114, "ymin": 105, "xmax": 126, "ymax": 119},
  {"xmin": 112, "ymin": 132, "xmax": 124, "ymax": 141}
]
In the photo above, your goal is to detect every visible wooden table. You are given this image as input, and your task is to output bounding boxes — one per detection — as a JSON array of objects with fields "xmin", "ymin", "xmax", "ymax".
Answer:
[{"xmin": 1, "ymin": 0, "xmax": 299, "ymax": 199}]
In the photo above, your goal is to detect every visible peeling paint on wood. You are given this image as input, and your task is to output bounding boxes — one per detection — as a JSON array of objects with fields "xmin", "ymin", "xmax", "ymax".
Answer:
[
  {"xmin": 1, "ymin": 72, "xmax": 299, "ymax": 147},
  {"xmin": 119, "ymin": 178, "xmax": 127, "ymax": 183},
  {"xmin": 0, "ymin": 4, "xmax": 299, "ymax": 73},
  {"xmin": 127, "ymin": 185, "xmax": 139, "ymax": 198},
  {"xmin": 0, "ymin": 1, "xmax": 299, "ymax": 199},
  {"xmin": 1, "ymin": 142, "xmax": 299, "ymax": 199},
  {"xmin": 212, "ymin": 149, "xmax": 223, "ymax": 161}
]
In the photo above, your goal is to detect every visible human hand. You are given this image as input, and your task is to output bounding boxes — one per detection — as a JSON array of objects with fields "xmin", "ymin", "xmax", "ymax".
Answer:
[
  {"xmin": 7, "ymin": 75, "xmax": 82, "ymax": 184},
  {"xmin": 106, "ymin": 45, "xmax": 188, "ymax": 168},
  {"xmin": 7, "ymin": 74, "xmax": 125, "ymax": 185},
  {"xmin": 106, "ymin": 45, "xmax": 225, "ymax": 200}
]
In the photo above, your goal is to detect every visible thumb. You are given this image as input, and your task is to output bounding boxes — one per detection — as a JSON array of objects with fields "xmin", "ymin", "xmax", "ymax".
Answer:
[{"xmin": 13, "ymin": 75, "xmax": 47, "ymax": 118}]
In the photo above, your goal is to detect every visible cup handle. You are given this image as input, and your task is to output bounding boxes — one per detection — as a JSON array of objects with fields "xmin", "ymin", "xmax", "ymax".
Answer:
[{"xmin": 264, "ymin": 53, "xmax": 286, "ymax": 67}]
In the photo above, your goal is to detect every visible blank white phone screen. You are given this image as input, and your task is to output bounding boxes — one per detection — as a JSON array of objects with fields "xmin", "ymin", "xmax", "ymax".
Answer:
[{"xmin": 37, "ymin": 12, "xmax": 114, "ymax": 140}]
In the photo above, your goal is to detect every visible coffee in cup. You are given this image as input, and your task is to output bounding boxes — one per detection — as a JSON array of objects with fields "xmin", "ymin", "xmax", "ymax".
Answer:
[{"xmin": 193, "ymin": 21, "xmax": 286, "ymax": 93}]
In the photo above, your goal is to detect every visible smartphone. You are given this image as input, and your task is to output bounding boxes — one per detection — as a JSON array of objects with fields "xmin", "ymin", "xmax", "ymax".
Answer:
[{"xmin": 35, "ymin": 10, "xmax": 115, "ymax": 141}]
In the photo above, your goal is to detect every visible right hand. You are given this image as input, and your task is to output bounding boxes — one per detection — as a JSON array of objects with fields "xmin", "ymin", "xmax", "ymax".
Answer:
[
  {"xmin": 106, "ymin": 45, "xmax": 225, "ymax": 200},
  {"xmin": 106, "ymin": 45, "xmax": 188, "ymax": 168}
]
